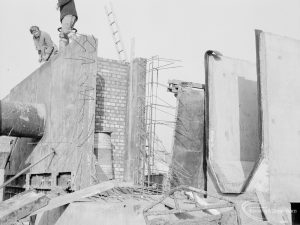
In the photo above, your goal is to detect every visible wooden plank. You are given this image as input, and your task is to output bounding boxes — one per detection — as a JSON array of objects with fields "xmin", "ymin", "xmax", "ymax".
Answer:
[
  {"xmin": 32, "ymin": 181, "xmax": 133, "ymax": 215},
  {"xmin": 205, "ymin": 52, "xmax": 260, "ymax": 193},
  {"xmin": 0, "ymin": 190, "xmax": 49, "ymax": 225}
]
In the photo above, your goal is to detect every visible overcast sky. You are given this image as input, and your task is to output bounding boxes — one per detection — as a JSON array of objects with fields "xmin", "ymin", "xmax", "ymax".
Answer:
[{"xmin": 1, "ymin": 0, "xmax": 300, "ymax": 99}]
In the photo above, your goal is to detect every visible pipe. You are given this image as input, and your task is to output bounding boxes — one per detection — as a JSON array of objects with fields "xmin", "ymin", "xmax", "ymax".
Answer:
[{"xmin": 0, "ymin": 101, "xmax": 46, "ymax": 138}]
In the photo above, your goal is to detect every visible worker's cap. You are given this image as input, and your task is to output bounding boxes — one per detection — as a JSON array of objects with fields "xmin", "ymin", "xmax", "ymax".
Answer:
[{"xmin": 29, "ymin": 26, "xmax": 40, "ymax": 34}]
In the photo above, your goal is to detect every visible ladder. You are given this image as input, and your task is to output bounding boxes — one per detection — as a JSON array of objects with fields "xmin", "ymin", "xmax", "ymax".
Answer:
[{"xmin": 105, "ymin": 3, "xmax": 128, "ymax": 62}]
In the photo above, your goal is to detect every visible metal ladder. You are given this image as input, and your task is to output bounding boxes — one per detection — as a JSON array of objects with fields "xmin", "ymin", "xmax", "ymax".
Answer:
[{"xmin": 105, "ymin": 3, "xmax": 128, "ymax": 62}]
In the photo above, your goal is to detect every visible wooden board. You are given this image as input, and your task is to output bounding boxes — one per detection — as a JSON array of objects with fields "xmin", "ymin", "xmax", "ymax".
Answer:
[
  {"xmin": 205, "ymin": 52, "xmax": 260, "ymax": 193},
  {"xmin": 0, "ymin": 190, "xmax": 49, "ymax": 225}
]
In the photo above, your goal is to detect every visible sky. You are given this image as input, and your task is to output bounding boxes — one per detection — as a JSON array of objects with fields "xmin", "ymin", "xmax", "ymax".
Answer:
[{"xmin": 1, "ymin": 0, "xmax": 300, "ymax": 165}]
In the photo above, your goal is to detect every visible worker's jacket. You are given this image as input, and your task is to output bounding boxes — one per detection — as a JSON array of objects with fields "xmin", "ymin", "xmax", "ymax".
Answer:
[
  {"xmin": 33, "ymin": 31, "xmax": 58, "ymax": 59},
  {"xmin": 58, "ymin": 0, "xmax": 78, "ymax": 22}
]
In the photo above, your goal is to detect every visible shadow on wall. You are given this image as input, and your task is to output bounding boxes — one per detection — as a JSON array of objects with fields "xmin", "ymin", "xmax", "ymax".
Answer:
[
  {"xmin": 3, "ymin": 138, "xmax": 37, "ymax": 200},
  {"xmin": 170, "ymin": 88, "xmax": 205, "ymax": 189},
  {"xmin": 237, "ymin": 76, "xmax": 260, "ymax": 181},
  {"xmin": 96, "ymin": 74, "xmax": 105, "ymax": 131}
]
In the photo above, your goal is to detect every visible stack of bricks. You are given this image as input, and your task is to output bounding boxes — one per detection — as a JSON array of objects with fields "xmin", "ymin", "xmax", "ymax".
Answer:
[{"xmin": 96, "ymin": 58, "xmax": 130, "ymax": 180}]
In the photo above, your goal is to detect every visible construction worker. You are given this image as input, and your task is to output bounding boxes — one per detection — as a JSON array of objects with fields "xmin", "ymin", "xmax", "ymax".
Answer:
[
  {"xmin": 56, "ymin": 0, "xmax": 78, "ymax": 51},
  {"xmin": 29, "ymin": 26, "xmax": 58, "ymax": 63}
]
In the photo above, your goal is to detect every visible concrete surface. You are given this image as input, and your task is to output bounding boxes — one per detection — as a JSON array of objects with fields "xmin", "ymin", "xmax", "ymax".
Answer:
[
  {"xmin": 2, "ymin": 35, "xmax": 98, "ymax": 189},
  {"xmin": 205, "ymin": 52, "xmax": 260, "ymax": 193},
  {"xmin": 170, "ymin": 87, "xmax": 205, "ymax": 188},
  {"xmin": 33, "ymin": 205, "xmax": 67, "ymax": 225},
  {"xmin": 124, "ymin": 58, "xmax": 147, "ymax": 183},
  {"xmin": 257, "ymin": 30, "xmax": 300, "ymax": 205},
  {"xmin": 54, "ymin": 201, "xmax": 147, "ymax": 225}
]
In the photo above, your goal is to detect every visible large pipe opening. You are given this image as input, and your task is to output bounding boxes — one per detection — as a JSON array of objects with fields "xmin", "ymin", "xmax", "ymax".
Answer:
[{"xmin": 0, "ymin": 101, "xmax": 46, "ymax": 138}]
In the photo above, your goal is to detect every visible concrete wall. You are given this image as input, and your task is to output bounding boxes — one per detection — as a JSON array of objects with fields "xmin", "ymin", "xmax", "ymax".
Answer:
[
  {"xmin": 169, "ymin": 87, "xmax": 205, "ymax": 188},
  {"xmin": 205, "ymin": 52, "xmax": 260, "ymax": 193},
  {"xmin": 0, "ymin": 52, "xmax": 147, "ymax": 197},
  {"xmin": 124, "ymin": 58, "xmax": 147, "ymax": 183},
  {"xmin": 2, "ymin": 35, "xmax": 98, "ymax": 191},
  {"xmin": 54, "ymin": 201, "xmax": 147, "ymax": 225},
  {"xmin": 257, "ymin": 31, "xmax": 300, "ymax": 205}
]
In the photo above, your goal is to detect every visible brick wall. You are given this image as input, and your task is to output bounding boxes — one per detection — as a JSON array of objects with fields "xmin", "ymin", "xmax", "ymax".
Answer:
[{"xmin": 96, "ymin": 58, "xmax": 130, "ymax": 180}]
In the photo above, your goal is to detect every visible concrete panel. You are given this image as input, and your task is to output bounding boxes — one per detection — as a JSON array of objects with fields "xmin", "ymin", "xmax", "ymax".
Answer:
[
  {"xmin": 205, "ymin": 52, "xmax": 260, "ymax": 193},
  {"xmin": 3, "ymin": 35, "xmax": 98, "ymax": 190},
  {"xmin": 34, "ymin": 205, "xmax": 68, "ymax": 225},
  {"xmin": 170, "ymin": 87, "xmax": 205, "ymax": 188},
  {"xmin": 124, "ymin": 58, "xmax": 147, "ymax": 183},
  {"xmin": 257, "ymin": 31, "xmax": 300, "ymax": 204},
  {"xmin": 54, "ymin": 201, "xmax": 147, "ymax": 225}
]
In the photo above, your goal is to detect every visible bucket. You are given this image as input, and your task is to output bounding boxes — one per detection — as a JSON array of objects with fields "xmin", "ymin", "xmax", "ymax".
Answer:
[{"xmin": 94, "ymin": 131, "xmax": 113, "ymax": 179}]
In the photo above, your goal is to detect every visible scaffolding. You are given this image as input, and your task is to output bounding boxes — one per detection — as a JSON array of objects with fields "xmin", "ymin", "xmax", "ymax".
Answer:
[{"xmin": 135, "ymin": 56, "xmax": 182, "ymax": 191}]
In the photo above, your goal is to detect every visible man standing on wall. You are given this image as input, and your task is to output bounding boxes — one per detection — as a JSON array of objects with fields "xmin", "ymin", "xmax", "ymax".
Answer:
[
  {"xmin": 56, "ymin": 0, "xmax": 78, "ymax": 51},
  {"xmin": 30, "ymin": 26, "xmax": 58, "ymax": 63}
]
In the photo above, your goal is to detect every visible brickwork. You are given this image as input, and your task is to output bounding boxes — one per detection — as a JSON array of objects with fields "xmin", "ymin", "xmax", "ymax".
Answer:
[{"xmin": 96, "ymin": 58, "xmax": 130, "ymax": 180}]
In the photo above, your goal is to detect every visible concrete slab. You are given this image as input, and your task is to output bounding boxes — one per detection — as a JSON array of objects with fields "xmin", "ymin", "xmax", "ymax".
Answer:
[
  {"xmin": 54, "ymin": 201, "xmax": 147, "ymax": 225},
  {"xmin": 124, "ymin": 58, "xmax": 147, "ymax": 183},
  {"xmin": 170, "ymin": 87, "xmax": 205, "ymax": 188},
  {"xmin": 257, "ymin": 30, "xmax": 300, "ymax": 205},
  {"xmin": 205, "ymin": 51, "xmax": 260, "ymax": 193},
  {"xmin": 3, "ymin": 35, "xmax": 98, "ymax": 189},
  {"xmin": 33, "ymin": 205, "xmax": 67, "ymax": 225}
]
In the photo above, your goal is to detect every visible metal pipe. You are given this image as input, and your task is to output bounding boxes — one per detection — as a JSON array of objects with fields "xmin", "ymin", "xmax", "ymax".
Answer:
[{"xmin": 0, "ymin": 101, "xmax": 46, "ymax": 138}]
